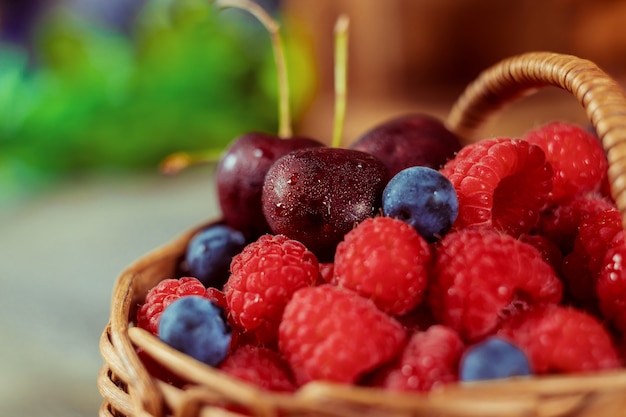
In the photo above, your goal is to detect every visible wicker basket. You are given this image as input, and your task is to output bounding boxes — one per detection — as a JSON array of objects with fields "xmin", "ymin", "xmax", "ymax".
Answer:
[{"xmin": 98, "ymin": 51, "xmax": 626, "ymax": 417}]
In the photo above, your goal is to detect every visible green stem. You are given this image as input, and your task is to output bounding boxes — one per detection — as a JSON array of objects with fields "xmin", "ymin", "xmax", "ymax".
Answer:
[
  {"xmin": 215, "ymin": 0, "xmax": 292, "ymax": 138},
  {"xmin": 332, "ymin": 15, "xmax": 349, "ymax": 149}
]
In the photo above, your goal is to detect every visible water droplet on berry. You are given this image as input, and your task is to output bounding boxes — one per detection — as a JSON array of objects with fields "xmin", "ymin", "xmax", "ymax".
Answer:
[
  {"xmin": 274, "ymin": 202, "xmax": 287, "ymax": 217},
  {"xmin": 287, "ymin": 173, "xmax": 299, "ymax": 185},
  {"xmin": 612, "ymin": 253, "xmax": 623, "ymax": 267}
]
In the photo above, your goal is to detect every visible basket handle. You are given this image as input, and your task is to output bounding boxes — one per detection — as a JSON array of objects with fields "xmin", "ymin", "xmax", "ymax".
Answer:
[{"xmin": 446, "ymin": 51, "xmax": 626, "ymax": 231}]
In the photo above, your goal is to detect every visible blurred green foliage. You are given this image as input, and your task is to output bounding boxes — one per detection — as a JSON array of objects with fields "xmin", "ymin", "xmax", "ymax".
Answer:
[{"xmin": 0, "ymin": 0, "xmax": 317, "ymax": 205}]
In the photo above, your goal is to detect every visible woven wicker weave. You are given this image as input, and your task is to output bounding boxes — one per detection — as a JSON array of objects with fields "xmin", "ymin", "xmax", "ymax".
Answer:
[{"xmin": 98, "ymin": 52, "xmax": 626, "ymax": 417}]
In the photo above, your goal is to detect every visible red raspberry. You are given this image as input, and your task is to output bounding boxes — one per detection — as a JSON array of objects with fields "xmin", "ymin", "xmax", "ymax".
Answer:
[
  {"xmin": 219, "ymin": 345, "xmax": 296, "ymax": 392},
  {"xmin": 560, "ymin": 251, "xmax": 595, "ymax": 311},
  {"xmin": 333, "ymin": 217, "xmax": 432, "ymax": 315},
  {"xmin": 318, "ymin": 262, "xmax": 335, "ymax": 284},
  {"xmin": 136, "ymin": 277, "xmax": 210, "ymax": 336},
  {"xmin": 206, "ymin": 287, "xmax": 228, "ymax": 310},
  {"xmin": 518, "ymin": 233, "xmax": 563, "ymax": 275},
  {"xmin": 597, "ymin": 231, "xmax": 626, "ymax": 334},
  {"xmin": 440, "ymin": 137, "xmax": 552, "ymax": 237},
  {"xmin": 224, "ymin": 234, "xmax": 319, "ymax": 345},
  {"xmin": 498, "ymin": 304, "xmax": 621, "ymax": 373},
  {"xmin": 561, "ymin": 208, "xmax": 622, "ymax": 311},
  {"xmin": 537, "ymin": 194, "xmax": 615, "ymax": 254},
  {"xmin": 278, "ymin": 284, "xmax": 406, "ymax": 385},
  {"xmin": 523, "ymin": 121, "xmax": 608, "ymax": 203},
  {"xmin": 376, "ymin": 325, "xmax": 464, "ymax": 392},
  {"xmin": 395, "ymin": 303, "xmax": 437, "ymax": 334},
  {"xmin": 428, "ymin": 229, "xmax": 562, "ymax": 342},
  {"xmin": 572, "ymin": 208, "xmax": 622, "ymax": 273}
]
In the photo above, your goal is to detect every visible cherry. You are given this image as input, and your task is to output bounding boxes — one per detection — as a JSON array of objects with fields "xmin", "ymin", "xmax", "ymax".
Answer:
[
  {"xmin": 213, "ymin": 0, "xmax": 324, "ymax": 238},
  {"xmin": 216, "ymin": 133, "xmax": 323, "ymax": 238},
  {"xmin": 350, "ymin": 113, "xmax": 463, "ymax": 177},
  {"xmin": 262, "ymin": 147, "xmax": 388, "ymax": 261},
  {"xmin": 259, "ymin": 15, "xmax": 373, "ymax": 261}
]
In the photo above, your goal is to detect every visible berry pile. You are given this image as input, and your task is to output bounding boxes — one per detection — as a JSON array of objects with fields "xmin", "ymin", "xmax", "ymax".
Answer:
[
  {"xmin": 130, "ymin": 1, "xmax": 626, "ymax": 406},
  {"xmin": 136, "ymin": 117, "xmax": 626, "ymax": 395}
]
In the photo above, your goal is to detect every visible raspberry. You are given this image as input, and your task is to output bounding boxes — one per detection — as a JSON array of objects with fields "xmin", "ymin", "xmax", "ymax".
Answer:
[
  {"xmin": 561, "ymin": 207, "xmax": 622, "ymax": 311},
  {"xmin": 224, "ymin": 234, "xmax": 319, "ymax": 345},
  {"xmin": 206, "ymin": 287, "xmax": 228, "ymax": 310},
  {"xmin": 560, "ymin": 251, "xmax": 595, "ymax": 311},
  {"xmin": 137, "ymin": 277, "xmax": 211, "ymax": 336},
  {"xmin": 498, "ymin": 304, "xmax": 621, "ymax": 373},
  {"xmin": 278, "ymin": 285, "xmax": 406, "ymax": 385},
  {"xmin": 518, "ymin": 233, "xmax": 563, "ymax": 275},
  {"xmin": 523, "ymin": 121, "xmax": 608, "ymax": 203},
  {"xmin": 597, "ymin": 231, "xmax": 626, "ymax": 334},
  {"xmin": 219, "ymin": 345, "xmax": 296, "ymax": 392},
  {"xmin": 333, "ymin": 216, "xmax": 432, "ymax": 315},
  {"xmin": 536, "ymin": 194, "xmax": 615, "ymax": 254},
  {"xmin": 428, "ymin": 229, "xmax": 562, "ymax": 342},
  {"xmin": 377, "ymin": 325, "xmax": 464, "ymax": 392},
  {"xmin": 440, "ymin": 137, "xmax": 552, "ymax": 237},
  {"xmin": 571, "ymin": 208, "xmax": 622, "ymax": 273},
  {"xmin": 318, "ymin": 262, "xmax": 335, "ymax": 284},
  {"xmin": 395, "ymin": 303, "xmax": 437, "ymax": 334}
]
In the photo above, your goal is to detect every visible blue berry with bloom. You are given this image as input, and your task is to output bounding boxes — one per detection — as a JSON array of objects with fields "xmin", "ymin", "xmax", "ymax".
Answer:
[
  {"xmin": 382, "ymin": 166, "xmax": 458, "ymax": 242},
  {"xmin": 460, "ymin": 336, "xmax": 532, "ymax": 382},
  {"xmin": 158, "ymin": 296, "xmax": 231, "ymax": 366},
  {"xmin": 185, "ymin": 223, "xmax": 247, "ymax": 289}
]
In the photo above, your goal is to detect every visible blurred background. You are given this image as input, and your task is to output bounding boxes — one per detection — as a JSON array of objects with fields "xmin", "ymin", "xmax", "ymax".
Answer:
[{"xmin": 1, "ymin": 0, "xmax": 626, "ymax": 416}]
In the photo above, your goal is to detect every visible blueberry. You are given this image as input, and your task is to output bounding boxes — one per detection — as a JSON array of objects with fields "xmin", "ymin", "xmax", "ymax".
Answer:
[
  {"xmin": 158, "ymin": 296, "xmax": 231, "ymax": 366},
  {"xmin": 460, "ymin": 337, "xmax": 532, "ymax": 382},
  {"xmin": 382, "ymin": 166, "xmax": 458, "ymax": 242},
  {"xmin": 185, "ymin": 224, "xmax": 246, "ymax": 288}
]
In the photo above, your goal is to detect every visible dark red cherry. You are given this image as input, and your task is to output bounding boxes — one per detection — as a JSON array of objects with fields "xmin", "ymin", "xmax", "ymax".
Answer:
[
  {"xmin": 350, "ymin": 113, "xmax": 463, "ymax": 176},
  {"xmin": 216, "ymin": 132, "xmax": 324, "ymax": 239},
  {"xmin": 262, "ymin": 147, "xmax": 389, "ymax": 261}
]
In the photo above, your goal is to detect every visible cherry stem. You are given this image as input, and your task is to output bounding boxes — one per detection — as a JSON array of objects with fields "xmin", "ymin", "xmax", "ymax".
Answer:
[
  {"xmin": 159, "ymin": 150, "xmax": 222, "ymax": 176},
  {"xmin": 332, "ymin": 14, "xmax": 349, "ymax": 149},
  {"xmin": 215, "ymin": 0, "xmax": 292, "ymax": 138}
]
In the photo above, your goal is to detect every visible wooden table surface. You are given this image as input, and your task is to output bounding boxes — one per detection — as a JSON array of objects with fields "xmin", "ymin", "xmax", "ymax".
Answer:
[{"xmin": 0, "ymin": 168, "xmax": 220, "ymax": 417}]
